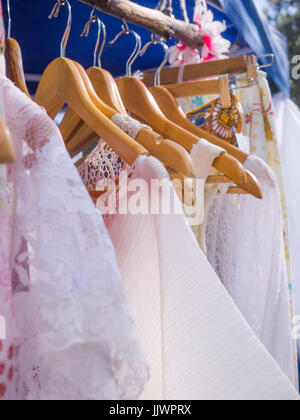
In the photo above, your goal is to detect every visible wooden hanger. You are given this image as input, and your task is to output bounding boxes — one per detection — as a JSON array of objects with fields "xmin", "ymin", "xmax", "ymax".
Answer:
[
  {"xmin": 70, "ymin": 62, "xmax": 195, "ymax": 177},
  {"xmin": 35, "ymin": 57, "xmax": 148, "ymax": 166},
  {"xmin": 114, "ymin": 35, "xmax": 247, "ymax": 188},
  {"xmin": 5, "ymin": 38, "xmax": 30, "ymax": 97},
  {"xmin": 149, "ymin": 85, "xmax": 248, "ymax": 163},
  {"xmin": 4, "ymin": 0, "xmax": 30, "ymax": 96},
  {"xmin": 40, "ymin": 1, "xmax": 145, "ymax": 165},
  {"xmin": 56, "ymin": 13, "xmax": 196, "ymax": 178},
  {"xmin": 0, "ymin": 117, "xmax": 15, "ymax": 164},
  {"xmin": 148, "ymin": 86, "xmax": 262, "ymax": 198},
  {"xmin": 81, "ymin": 8, "xmax": 127, "ymax": 114},
  {"xmin": 116, "ymin": 76, "xmax": 249, "ymax": 187}
]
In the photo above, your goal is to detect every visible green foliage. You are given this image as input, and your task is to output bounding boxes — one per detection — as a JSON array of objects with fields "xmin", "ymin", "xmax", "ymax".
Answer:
[{"xmin": 267, "ymin": 0, "xmax": 300, "ymax": 104}]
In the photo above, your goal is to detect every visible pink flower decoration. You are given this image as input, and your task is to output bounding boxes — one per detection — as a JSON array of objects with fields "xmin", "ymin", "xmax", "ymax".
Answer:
[
  {"xmin": 194, "ymin": 8, "xmax": 231, "ymax": 60},
  {"xmin": 169, "ymin": 5, "xmax": 231, "ymax": 67}
]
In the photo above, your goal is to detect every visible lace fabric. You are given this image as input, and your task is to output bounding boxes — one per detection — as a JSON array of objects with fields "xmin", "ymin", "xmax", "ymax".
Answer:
[
  {"xmin": 203, "ymin": 155, "xmax": 296, "ymax": 386},
  {"xmin": 0, "ymin": 153, "xmax": 16, "ymax": 400},
  {"xmin": 112, "ymin": 114, "xmax": 151, "ymax": 140},
  {"xmin": 0, "ymin": 75, "xmax": 149, "ymax": 400},
  {"xmin": 79, "ymin": 114, "xmax": 150, "ymax": 189}
]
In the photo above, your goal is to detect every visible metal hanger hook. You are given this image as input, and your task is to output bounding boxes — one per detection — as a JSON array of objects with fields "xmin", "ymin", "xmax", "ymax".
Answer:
[
  {"xmin": 257, "ymin": 54, "xmax": 275, "ymax": 70},
  {"xmin": 140, "ymin": 36, "xmax": 170, "ymax": 86},
  {"xmin": 6, "ymin": 0, "xmax": 11, "ymax": 38},
  {"xmin": 110, "ymin": 21, "xmax": 141, "ymax": 77},
  {"xmin": 229, "ymin": 75, "xmax": 254, "ymax": 91},
  {"xmin": 49, "ymin": 0, "xmax": 72, "ymax": 58},
  {"xmin": 81, "ymin": 9, "xmax": 107, "ymax": 68}
]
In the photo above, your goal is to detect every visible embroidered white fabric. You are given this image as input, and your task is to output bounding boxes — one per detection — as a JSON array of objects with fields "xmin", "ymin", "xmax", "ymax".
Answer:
[
  {"xmin": 203, "ymin": 154, "xmax": 296, "ymax": 386},
  {"xmin": 1, "ymin": 75, "xmax": 149, "ymax": 400}
]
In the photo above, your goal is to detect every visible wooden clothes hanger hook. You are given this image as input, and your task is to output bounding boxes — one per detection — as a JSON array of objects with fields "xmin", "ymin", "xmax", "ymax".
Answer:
[
  {"xmin": 110, "ymin": 21, "xmax": 141, "ymax": 77},
  {"xmin": 140, "ymin": 36, "xmax": 170, "ymax": 87},
  {"xmin": 49, "ymin": 0, "xmax": 72, "ymax": 58}
]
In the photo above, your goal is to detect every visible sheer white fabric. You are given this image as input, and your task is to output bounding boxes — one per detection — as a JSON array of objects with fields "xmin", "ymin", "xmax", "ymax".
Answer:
[
  {"xmin": 81, "ymin": 148, "xmax": 298, "ymax": 400},
  {"xmin": 0, "ymin": 75, "xmax": 149, "ymax": 400},
  {"xmin": 199, "ymin": 154, "xmax": 296, "ymax": 386}
]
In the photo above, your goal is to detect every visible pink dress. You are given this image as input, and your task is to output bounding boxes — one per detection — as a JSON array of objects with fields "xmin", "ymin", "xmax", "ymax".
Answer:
[
  {"xmin": 0, "ymin": 6, "xmax": 15, "ymax": 400},
  {"xmin": 0, "ymin": 76, "xmax": 149, "ymax": 400}
]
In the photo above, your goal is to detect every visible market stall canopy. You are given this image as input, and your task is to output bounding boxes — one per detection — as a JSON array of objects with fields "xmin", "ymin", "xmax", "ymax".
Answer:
[{"xmin": 3, "ymin": 0, "xmax": 290, "ymax": 96}]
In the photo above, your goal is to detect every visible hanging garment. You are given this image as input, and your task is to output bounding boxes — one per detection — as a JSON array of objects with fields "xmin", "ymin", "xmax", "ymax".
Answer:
[
  {"xmin": 79, "ymin": 129, "xmax": 299, "ymax": 400},
  {"xmin": 191, "ymin": 152, "xmax": 297, "ymax": 387},
  {"xmin": 0, "ymin": 7, "xmax": 16, "ymax": 400},
  {"xmin": 0, "ymin": 75, "xmax": 149, "ymax": 400},
  {"xmin": 0, "ymin": 142, "xmax": 15, "ymax": 400},
  {"xmin": 176, "ymin": 75, "xmax": 297, "ymax": 378},
  {"xmin": 0, "ymin": 1, "xmax": 4, "ymax": 75},
  {"xmin": 0, "ymin": 90, "xmax": 15, "ymax": 399},
  {"xmin": 273, "ymin": 93, "xmax": 300, "ymax": 356}
]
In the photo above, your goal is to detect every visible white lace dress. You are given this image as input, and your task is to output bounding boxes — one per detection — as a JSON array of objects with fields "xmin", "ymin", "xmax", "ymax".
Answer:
[
  {"xmin": 79, "ymin": 126, "xmax": 299, "ymax": 400},
  {"xmin": 196, "ymin": 153, "xmax": 296, "ymax": 387},
  {"xmin": 0, "ymin": 76, "xmax": 149, "ymax": 400}
]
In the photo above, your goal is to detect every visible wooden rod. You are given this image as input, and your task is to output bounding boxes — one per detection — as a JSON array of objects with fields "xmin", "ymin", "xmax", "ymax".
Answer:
[{"xmin": 78, "ymin": 0, "xmax": 204, "ymax": 49}]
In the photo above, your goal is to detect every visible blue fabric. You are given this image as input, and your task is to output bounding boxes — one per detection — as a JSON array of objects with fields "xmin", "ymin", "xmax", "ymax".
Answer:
[
  {"xmin": 2, "ymin": 0, "xmax": 289, "ymax": 95},
  {"xmin": 219, "ymin": 0, "xmax": 290, "ymax": 96}
]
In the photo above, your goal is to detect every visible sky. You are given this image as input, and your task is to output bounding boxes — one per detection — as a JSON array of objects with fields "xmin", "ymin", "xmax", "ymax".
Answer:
[{"xmin": 255, "ymin": 0, "xmax": 269, "ymax": 11}]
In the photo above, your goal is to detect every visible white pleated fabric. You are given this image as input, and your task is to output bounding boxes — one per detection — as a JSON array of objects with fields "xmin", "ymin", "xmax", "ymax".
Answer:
[{"xmin": 103, "ymin": 155, "xmax": 299, "ymax": 400}]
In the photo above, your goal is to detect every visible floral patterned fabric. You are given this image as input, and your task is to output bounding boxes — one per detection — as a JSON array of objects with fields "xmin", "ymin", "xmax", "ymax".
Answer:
[{"xmin": 177, "ymin": 70, "xmax": 298, "ymax": 385}]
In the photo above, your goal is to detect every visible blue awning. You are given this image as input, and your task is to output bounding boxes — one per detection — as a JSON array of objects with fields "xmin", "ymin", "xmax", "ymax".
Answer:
[
  {"xmin": 3, "ymin": 0, "xmax": 290, "ymax": 96},
  {"xmin": 218, "ymin": 0, "xmax": 290, "ymax": 96}
]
